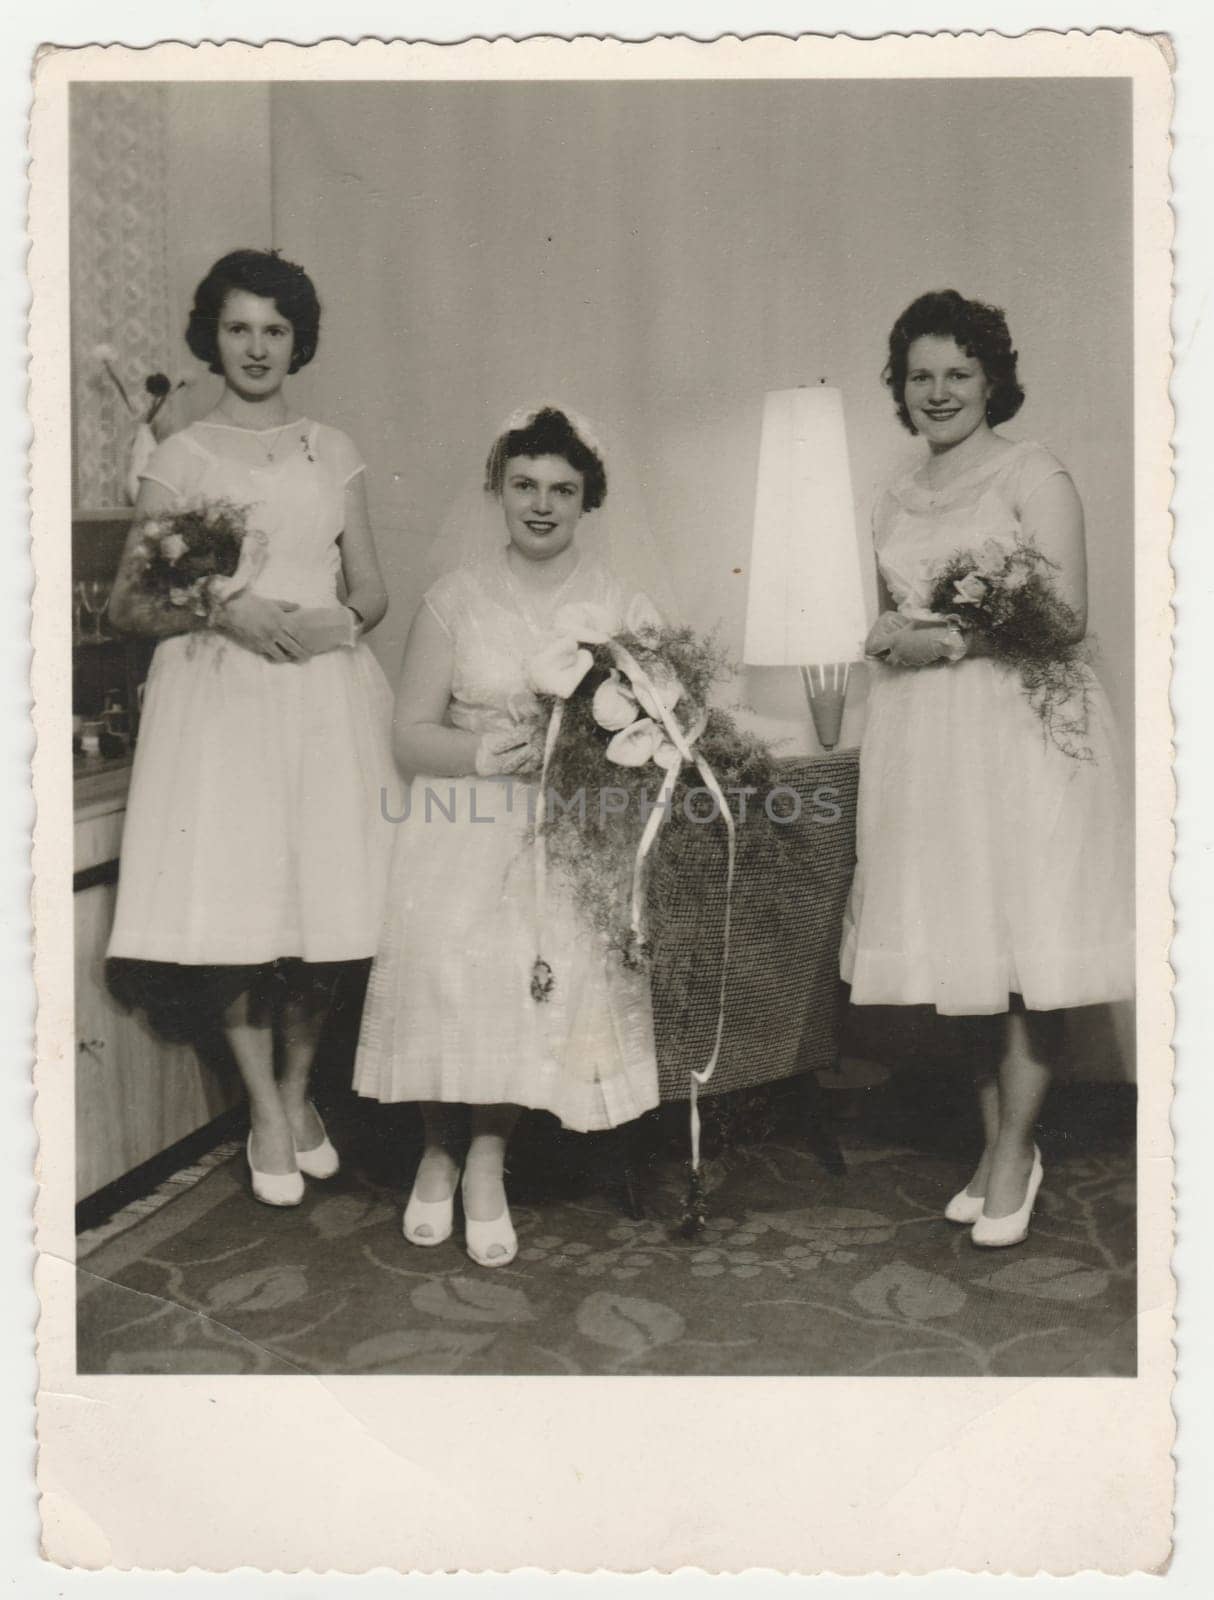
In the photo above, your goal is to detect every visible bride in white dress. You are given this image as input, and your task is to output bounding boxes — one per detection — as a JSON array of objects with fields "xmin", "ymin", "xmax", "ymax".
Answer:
[
  {"xmin": 107, "ymin": 249, "xmax": 394, "ymax": 1208},
  {"xmin": 841, "ymin": 290, "xmax": 1133, "ymax": 1248},
  {"xmin": 354, "ymin": 405, "xmax": 661, "ymax": 1268}
]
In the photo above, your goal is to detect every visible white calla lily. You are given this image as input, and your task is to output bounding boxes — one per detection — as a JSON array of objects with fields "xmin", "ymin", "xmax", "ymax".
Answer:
[
  {"xmin": 624, "ymin": 592, "xmax": 663, "ymax": 636},
  {"xmin": 592, "ymin": 670, "xmax": 640, "ymax": 732},
  {"xmin": 606, "ymin": 717, "xmax": 665, "ymax": 767},
  {"xmin": 528, "ymin": 635, "xmax": 594, "ymax": 699}
]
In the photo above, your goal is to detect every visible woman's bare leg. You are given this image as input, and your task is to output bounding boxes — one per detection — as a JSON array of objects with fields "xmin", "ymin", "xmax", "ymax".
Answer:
[
  {"xmin": 950, "ymin": 1015, "xmax": 1004, "ymax": 1198},
  {"xmin": 983, "ymin": 1006, "xmax": 1063, "ymax": 1218},
  {"xmin": 278, "ymin": 967, "xmax": 339, "ymax": 1150},
  {"xmin": 463, "ymin": 1104, "xmax": 520, "ymax": 1248},
  {"xmin": 223, "ymin": 983, "xmax": 295, "ymax": 1175},
  {"xmin": 410, "ymin": 1103, "xmax": 465, "ymax": 1209},
  {"xmin": 962, "ymin": 1072, "xmax": 1003, "ymax": 1199}
]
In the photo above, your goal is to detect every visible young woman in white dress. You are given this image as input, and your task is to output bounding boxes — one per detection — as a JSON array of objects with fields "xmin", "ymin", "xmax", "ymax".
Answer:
[
  {"xmin": 354, "ymin": 406, "xmax": 661, "ymax": 1268},
  {"xmin": 840, "ymin": 290, "xmax": 1134, "ymax": 1247},
  {"xmin": 107, "ymin": 249, "xmax": 394, "ymax": 1207}
]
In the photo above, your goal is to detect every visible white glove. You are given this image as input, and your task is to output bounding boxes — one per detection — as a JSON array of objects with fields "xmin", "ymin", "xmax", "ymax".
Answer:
[
  {"xmin": 864, "ymin": 610, "xmax": 915, "ymax": 658},
  {"xmin": 475, "ymin": 725, "xmax": 544, "ymax": 777},
  {"xmin": 885, "ymin": 623, "xmax": 967, "ymax": 668},
  {"xmin": 280, "ymin": 605, "xmax": 358, "ymax": 657}
]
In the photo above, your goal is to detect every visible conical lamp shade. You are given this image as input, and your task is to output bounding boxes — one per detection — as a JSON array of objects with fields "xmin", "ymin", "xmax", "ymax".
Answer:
[{"xmin": 743, "ymin": 386, "xmax": 868, "ymax": 667}]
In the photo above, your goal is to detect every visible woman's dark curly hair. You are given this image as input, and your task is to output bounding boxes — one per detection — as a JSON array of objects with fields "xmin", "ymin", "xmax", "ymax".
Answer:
[
  {"xmin": 185, "ymin": 248, "xmax": 321, "ymax": 374},
  {"xmin": 484, "ymin": 407, "xmax": 608, "ymax": 512},
  {"xmin": 885, "ymin": 289, "xmax": 1025, "ymax": 433}
]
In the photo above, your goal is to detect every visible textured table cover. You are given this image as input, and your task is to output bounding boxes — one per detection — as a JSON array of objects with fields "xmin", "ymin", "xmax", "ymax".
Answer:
[{"xmin": 649, "ymin": 750, "xmax": 859, "ymax": 1101}]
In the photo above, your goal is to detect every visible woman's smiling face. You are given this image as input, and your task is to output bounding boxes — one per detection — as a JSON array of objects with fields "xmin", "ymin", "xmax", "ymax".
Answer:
[
  {"xmin": 903, "ymin": 335, "xmax": 992, "ymax": 450},
  {"xmin": 501, "ymin": 454, "xmax": 586, "ymax": 562},
  {"xmin": 215, "ymin": 290, "xmax": 295, "ymax": 402}
]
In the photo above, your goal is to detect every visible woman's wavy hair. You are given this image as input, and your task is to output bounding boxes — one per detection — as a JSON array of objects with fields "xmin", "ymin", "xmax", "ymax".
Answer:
[
  {"xmin": 186, "ymin": 249, "xmax": 321, "ymax": 374},
  {"xmin": 484, "ymin": 407, "xmax": 608, "ymax": 512},
  {"xmin": 884, "ymin": 289, "xmax": 1025, "ymax": 433}
]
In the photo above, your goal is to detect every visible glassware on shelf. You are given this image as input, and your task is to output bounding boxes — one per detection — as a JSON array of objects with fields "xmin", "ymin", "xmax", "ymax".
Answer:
[{"xmin": 75, "ymin": 580, "xmax": 111, "ymax": 643}]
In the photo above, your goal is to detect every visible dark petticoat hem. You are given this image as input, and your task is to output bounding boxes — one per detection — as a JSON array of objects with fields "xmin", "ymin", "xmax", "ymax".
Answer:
[{"xmin": 106, "ymin": 956, "xmax": 365, "ymax": 1042}]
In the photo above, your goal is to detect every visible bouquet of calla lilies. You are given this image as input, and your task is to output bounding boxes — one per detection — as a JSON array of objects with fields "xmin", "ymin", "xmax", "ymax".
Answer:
[
  {"xmin": 526, "ymin": 598, "xmax": 734, "ymax": 963},
  {"xmin": 526, "ymin": 600, "xmax": 802, "ymax": 1231}
]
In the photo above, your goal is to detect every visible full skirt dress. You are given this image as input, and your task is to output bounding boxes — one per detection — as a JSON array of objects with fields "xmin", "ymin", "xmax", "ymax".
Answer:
[
  {"xmin": 107, "ymin": 418, "xmax": 395, "ymax": 972},
  {"xmin": 840, "ymin": 440, "xmax": 1135, "ymax": 1015},
  {"xmin": 353, "ymin": 549, "xmax": 660, "ymax": 1132}
]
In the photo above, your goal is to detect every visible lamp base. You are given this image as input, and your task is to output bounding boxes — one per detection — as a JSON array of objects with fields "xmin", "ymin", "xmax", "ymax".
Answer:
[{"xmin": 800, "ymin": 664, "xmax": 849, "ymax": 750}]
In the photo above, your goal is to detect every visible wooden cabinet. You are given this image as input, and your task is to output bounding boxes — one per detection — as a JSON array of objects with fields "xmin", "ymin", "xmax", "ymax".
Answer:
[{"xmin": 74, "ymin": 776, "xmax": 240, "ymax": 1200}]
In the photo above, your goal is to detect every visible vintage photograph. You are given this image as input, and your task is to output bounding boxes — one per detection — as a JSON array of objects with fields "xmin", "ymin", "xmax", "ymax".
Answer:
[
  {"xmin": 58, "ymin": 62, "xmax": 1146, "ymax": 1383},
  {"xmin": 26, "ymin": 26, "xmax": 1181, "ymax": 1575}
]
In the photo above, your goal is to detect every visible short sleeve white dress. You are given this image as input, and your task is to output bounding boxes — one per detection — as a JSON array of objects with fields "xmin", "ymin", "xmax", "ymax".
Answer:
[
  {"xmin": 353, "ymin": 546, "xmax": 660, "ymax": 1132},
  {"xmin": 839, "ymin": 440, "xmax": 1134, "ymax": 1015},
  {"xmin": 107, "ymin": 418, "xmax": 395, "ymax": 967}
]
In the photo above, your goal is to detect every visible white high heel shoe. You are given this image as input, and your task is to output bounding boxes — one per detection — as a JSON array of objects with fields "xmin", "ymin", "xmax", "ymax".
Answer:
[
  {"xmin": 461, "ymin": 1173, "xmax": 517, "ymax": 1269},
  {"xmin": 403, "ymin": 1158, "xmax": 459, "ymax": 1247},
  {"xmin": 293, "ymin": 1102, "xmax": 340, "ymax": 1180},
  {"xmin": 246, "ymin": 1133, "xmax": 304, "ymax": 1208},
  {"xmin": 944, "ymin": 1187, "xmax": 986, "ymax": 1225},
  {"xmin": 971, "ymin": 1147, "xmax": 1044, "ymax": 1248},
  {"xmin": 403, "ymin": 1191, "xmax": 455, "ymax": 1247}
]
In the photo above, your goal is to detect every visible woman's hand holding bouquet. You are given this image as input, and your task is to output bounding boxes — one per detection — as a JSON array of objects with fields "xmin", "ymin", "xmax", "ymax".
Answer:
[
  {"xmin": 279, "ymin": 605, "xmax": 359, "ymax": 658},
  {"xmin": 475, "ymin": 724, "xmax": 545, "ymax": 777},
  {"xmin": 118, "ymin": 498, "xmax": 343, "ymax": 664},
  {"xmin": 215, "ymin": 591, "xmax": 305, "ymax": 661},
  {"xmin": 865, "ymin": 608, "xmax": 966, "ymax": 668}
]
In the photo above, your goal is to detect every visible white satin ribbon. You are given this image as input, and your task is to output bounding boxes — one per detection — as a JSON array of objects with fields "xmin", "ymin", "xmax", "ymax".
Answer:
[
  {"xmin": 609, "ymin": 645, "xmax": 736, "ymax": 1172},
  {"xmin": 528, "ymin": 638, "xmax": 738, "ymax": 1179},
  {"xmin": 530, "ymin": 699, "xmax": 566, "ymax": 1000}
]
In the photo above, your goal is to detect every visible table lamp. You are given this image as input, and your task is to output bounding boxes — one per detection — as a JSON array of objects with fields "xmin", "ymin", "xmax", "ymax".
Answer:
[
  {"xmin": 742, "ymin": 383, "xmax": 868, "ymax": 750},
  {"xmin": 744, "ymin": 383, "xmax": 888, "ymax": 1098}
]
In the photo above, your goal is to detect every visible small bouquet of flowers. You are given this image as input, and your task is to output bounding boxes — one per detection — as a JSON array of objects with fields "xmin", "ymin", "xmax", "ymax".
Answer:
[
  {"xmin": 126, "ymin": 500, "xmax": 267, "ymax": 623},
  {"xmin": 925, "ymin": 538, "xmax": 1094, "ymax": 760}
]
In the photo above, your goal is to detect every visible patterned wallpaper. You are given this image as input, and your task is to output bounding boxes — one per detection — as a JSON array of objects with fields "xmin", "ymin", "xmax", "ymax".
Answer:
[{"xmin": 70, "ymin": 85, "xmax": 176, "ymax": 509}]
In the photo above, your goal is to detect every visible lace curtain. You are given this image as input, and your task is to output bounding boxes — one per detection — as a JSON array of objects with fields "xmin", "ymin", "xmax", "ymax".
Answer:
[{"xmin": 70, "ymin": 84, "xmax": 175, "ymax": 508}]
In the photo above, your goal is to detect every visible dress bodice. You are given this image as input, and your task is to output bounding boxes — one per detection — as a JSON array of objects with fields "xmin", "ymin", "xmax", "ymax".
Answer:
[
  {"xmin": 875, "ymin": 439, "xmax": 1070, "ymax": 613},
  {"xmin": 425, "ymin": 548, "xmax": 641, "ymax": 737},
  {"xmin": 140, "ymin": 418, "xmax": 364, "ymax": 607}
]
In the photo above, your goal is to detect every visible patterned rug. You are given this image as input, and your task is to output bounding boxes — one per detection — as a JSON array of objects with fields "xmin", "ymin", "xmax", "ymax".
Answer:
[{"xmin": 77, "ymin": 1080, "xmax": 1136, "ymax": 1377}]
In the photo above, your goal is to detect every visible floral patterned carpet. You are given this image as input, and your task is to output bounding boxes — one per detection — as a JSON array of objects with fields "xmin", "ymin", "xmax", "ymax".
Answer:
[{"xmin": 76, "ymin": 1081, "xmax": 1136, "ymax": 1377}]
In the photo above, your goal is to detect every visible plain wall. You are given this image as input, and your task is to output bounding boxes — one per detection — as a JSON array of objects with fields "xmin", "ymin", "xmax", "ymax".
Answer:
[
  {"xmin": 163, "ymin": 83, "xmax": 275, "ymax": 429},
  {"xmin": 269, "ymin": 79, "xmax": 1134, "ymax": 763},
  {"xmin": 149, "ymin": 79, "xmax": 1138, "ymax": 1078}
]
